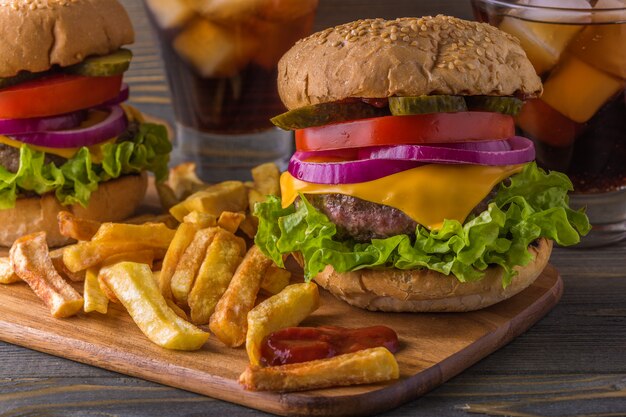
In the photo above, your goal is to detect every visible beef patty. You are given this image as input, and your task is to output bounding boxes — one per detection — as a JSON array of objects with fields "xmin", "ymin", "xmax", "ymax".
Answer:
[
  {"xmin": 306, "ymin": 189, "xmax": 498, "ymax": 242},
  {"xmin": 0, "ymin": 143, "xmax": 67, "ymax": 173}
]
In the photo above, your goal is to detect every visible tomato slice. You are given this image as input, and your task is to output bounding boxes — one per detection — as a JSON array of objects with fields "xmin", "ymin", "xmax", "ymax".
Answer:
[
  {"xmin": 0, "ymin": 74, "xmax": 123, "ymax": 119},
  {"xmin": 295, "ymin": 112, "xmax": 516, "ymax": 152}
]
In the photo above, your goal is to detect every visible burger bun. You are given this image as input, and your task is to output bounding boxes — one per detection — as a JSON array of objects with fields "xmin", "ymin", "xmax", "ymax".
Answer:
[
  {"xmin": 314, "ymin": 238, "xmax": 553, "ymax": 312},
  {"xmin": 0, "ymin": 0, "xmax": 134, "ymax": 77},
  {"xmin": 278, "ymin": 15, "xmax": 542, "ymax": 110},
  {"xmin": 0, "ymin": 173, "xmax": 148, "ymax": 247}
]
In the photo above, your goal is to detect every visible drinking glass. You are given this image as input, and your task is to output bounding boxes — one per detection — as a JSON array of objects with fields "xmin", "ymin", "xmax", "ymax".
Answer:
[
  {"xmin": 143, "ymin": 0, "xmax": 319, "ymax": 181},
  {"xmin": 471, "ymin": 0, "xmax": 626, "ymax": 246}
]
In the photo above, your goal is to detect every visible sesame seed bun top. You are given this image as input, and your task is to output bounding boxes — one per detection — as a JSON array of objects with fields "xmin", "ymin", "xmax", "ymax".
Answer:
[
  {"xmin": 277, "ymin": 15, "xmax": 543, "ymax": 110},
  {"xmin": 0, "ymin": 0, "xmax": 134, "ymax": 78}
]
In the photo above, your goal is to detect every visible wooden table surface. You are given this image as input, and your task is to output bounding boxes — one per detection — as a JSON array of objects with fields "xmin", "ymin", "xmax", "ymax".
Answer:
[{"xmin": 2, "ymin": 1, "xmax": 625, "ymax": 416}]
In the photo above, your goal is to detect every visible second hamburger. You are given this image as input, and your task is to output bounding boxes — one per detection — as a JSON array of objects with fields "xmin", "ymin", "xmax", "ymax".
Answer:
[
  {"xmin": 0, "ymin": 0, "xmax": 172, "ymax": 247},
  {"xmin": 255, "ymin": 15, "xmax": 590, "ymax": 312}
]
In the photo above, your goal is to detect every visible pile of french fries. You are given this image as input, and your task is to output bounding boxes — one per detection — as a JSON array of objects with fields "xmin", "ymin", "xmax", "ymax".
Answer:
[{"xmin": 0, "ymin": 162, "xmax": 399, "ymax": 392}]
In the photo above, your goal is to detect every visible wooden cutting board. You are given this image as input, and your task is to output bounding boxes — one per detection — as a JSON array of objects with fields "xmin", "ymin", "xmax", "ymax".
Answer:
[{"xmin": 0, "ymin": 264, "xmax": 562, "ymax": 416}]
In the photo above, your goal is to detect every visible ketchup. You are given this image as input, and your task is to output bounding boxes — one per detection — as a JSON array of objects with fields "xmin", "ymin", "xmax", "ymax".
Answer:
[{"xmin": 260, "ymin": 325, "xmax": 399, "ymax": 366}]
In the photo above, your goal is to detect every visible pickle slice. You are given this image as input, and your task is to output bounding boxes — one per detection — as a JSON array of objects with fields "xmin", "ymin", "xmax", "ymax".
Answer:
[
  {"xmin": 0, "ymin": 71, "xmax": 44, "ymax": 89},
  {"xmin": 389, "ymin": 95, "xmax": 467, "ymax": 116},
  {"xmin": 465, "ymin": 96, "xmax": 523, "ymax": 116},
  {"xmin": 271, "ymin": 101, "xmax": 389, "ymax": 130},
  {"xmin": 67, "ymin": 49, "xmax": 133, "ymax": 77}
]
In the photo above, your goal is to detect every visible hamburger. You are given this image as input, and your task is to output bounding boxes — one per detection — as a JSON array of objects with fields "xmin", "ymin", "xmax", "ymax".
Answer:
[
  {"xmin": 254, "ymin": 15, "xmax": 590, "ymax": 312},
  {"xmin": 0, "ymin": 0, "xmax": 171, "ymax": 247}
]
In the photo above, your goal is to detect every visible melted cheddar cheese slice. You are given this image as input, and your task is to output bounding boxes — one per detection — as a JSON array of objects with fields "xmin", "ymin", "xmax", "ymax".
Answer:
[{"xmin": 281, "ymin": 164, "xmax": 525, "ymax": 230}]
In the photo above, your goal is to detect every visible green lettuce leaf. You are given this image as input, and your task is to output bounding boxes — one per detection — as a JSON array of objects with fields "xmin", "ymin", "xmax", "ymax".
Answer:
[
  {"xmin": 254, "ymin": 162, "xmax": 591, "ymax": 286},
  {"xmin": 0, "ymin": 122, "xmax": 171, "ymax": 209}
]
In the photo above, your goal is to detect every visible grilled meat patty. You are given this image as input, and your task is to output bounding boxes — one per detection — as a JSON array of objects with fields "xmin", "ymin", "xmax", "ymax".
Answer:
[
  {"xmin": 306, "ymin": 189, "xmax": 498, "ymax": 242},
  {"xmin": 0, "ymin": 143, "xmax": 67, "ymax": 173}
]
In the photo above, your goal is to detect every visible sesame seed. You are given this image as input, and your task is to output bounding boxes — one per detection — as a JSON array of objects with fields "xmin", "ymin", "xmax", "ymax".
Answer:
[{"xmin": 390, "ymin": 33, "xmax": 398, "ymax": 41}]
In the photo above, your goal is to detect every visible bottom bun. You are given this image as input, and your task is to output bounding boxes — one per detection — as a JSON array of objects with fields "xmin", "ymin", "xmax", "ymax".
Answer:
[
  {"xmin": 0, "ymin": 173, "xmax": 148, "ymax": 248},
  {"xmin": 314, "ymin": 238, "xmax": 553, "ymax": 312}
]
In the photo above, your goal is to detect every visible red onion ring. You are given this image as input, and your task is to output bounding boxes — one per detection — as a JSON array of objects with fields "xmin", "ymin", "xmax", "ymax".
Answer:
[
  {"xmin": 289, "ymin": 155, "xmax": 422, "ymax": 184},
  {"xmin": 12, "ymin": 105, "xmax": 128, "ymax": 148},
  {"xmin": 289, "ymin": 137, "xmax": 535, "ymax": 185},
  {"xmin": 361, "ymin": 137, "xmax": 535, "ymax": 165},
  {"xmin": 0, "ymin": 110, "xmax": 87, "ymax": 135}
]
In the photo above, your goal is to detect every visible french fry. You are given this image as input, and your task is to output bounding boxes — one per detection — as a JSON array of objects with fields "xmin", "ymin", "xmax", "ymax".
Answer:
[
  {"xmin": 0, "ymin": 257, "xmax": 19, "ymax": 284},
  {"xmin": 93, "ymin": 250, "xmax": 157, "ymax": 305},
  {"xmin": 63, "ymin": 223, "xmax": 174, "ymax": 272},
  {"xmin": 238, "ymin": 214, "xmax": 259, "ymax": 239},
  {"xmin": 260, "ymin": 266, "xmax": 291, "ymax": 295},
  {"xmin": 160, "ymin": 223, "xmax": 198, "ymax": 300},
  {"xmin": 183, "ymin": 211, "xmax": 217, "ymax": 228},
  {"xmin": 188, "ymin": 229, "xmax": 244, "ymax": 325},
  {"xmin": 100, "ymin": 262, "xmax": 209, "ymax": 350},
  {"xmin": 170, "ymin": 228, "xmax": 218, "ymax": 304},
  {"xmin": 100, "ymin": 250, "xmax": 156, "ymax": 269},
  {"xmin": 169, "ymin": 162, "xmax": 205, "ymax": 200},
  {"xmin": 169, "ymin": 181, "xmax": 247, "ymax": 222},
  {"xmin": 152, "ymin": 270, "xmax": 161, "ymax": 287},
  {"xmin": 166, "ymin": 297, "xmax": 189, "ymax": 321},
  {"xmin": 97, "ymin": 272, "xmax": 119, "ymax": 304},
  {"xmin": 209, "ymin": 245, "xmax": 272, "ymax": 347},
  {"xmin": 50, "ymin": 248, "xmax": 85, "ymax": 282},
  {"xmin": 63, "ymin": 241, "xmax": 161, "ymax": 273},
  {"xmin": 239, "ymin": 347, "xmax": 399, "ymax": 392},
  {"xmin": 84, "ymin": 268, "xmax": 109, "ymax": 314},
  {"xmin": 217, "ymin": 211, "xmax": 245, "ymax": 234},
  {"xmin": 156, "ymin": 182, "xmax": 180, "ymax": 211},
  {"xmin": 91, "ymin": 223, "xmax": 176, "ymax": 247},
  {"xmin": 57, "ymin": 211, "xmax": 101, "ymax": 241},
  {"xmin": 126, "ymin": 213, "xmax": 179, "ymax": 229},
  {"xmin": 246, "ymin": 282, "xmax": 320, "ymax": 366},
  {"xmin": 251, "ymin": 163, "xmax": 280, "ymax": 197},
  {"xmin": 247, "ymin": 188, "xmax": 266, "ymax": 212},
  {"xmin": 10, "ymin": 232, "xmax": 83, "ymax": 318}
]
